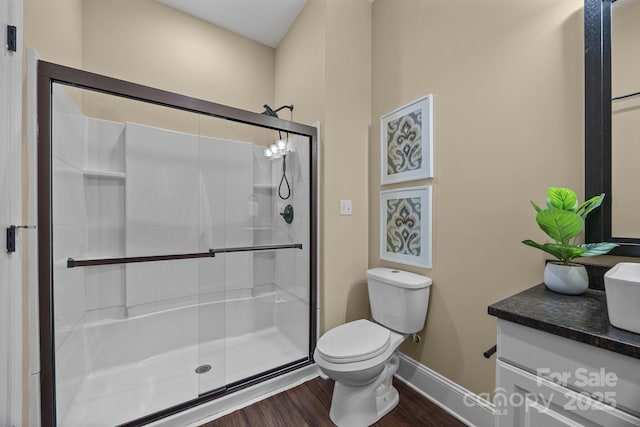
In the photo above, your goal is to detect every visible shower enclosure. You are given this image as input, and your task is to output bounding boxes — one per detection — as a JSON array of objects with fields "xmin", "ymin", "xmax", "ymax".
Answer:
[{"xmin": 37, "ymin": 61, "xmax": 317, "ymax": 426}]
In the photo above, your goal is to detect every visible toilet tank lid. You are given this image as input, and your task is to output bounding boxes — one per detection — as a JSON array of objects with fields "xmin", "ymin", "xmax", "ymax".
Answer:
[{"xmin": 366, "ymin": 268, "xmax": 432, "ymax": 289}]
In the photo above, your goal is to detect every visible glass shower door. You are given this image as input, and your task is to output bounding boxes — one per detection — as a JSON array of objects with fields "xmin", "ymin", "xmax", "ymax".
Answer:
[
  {"xmin": 50, "ymin": 83, "xmax": 205, "ymax": 426},
  {"xmin": 195, "ymin": 115, "xmax": 229, "ymax": 395},
  {"xmin": 40, "ymin": 61, "xmax": 316, "ymax": 427},
  {"xmin": 196, "ymin": 118, "xmax": 311, "ymax": 395}
]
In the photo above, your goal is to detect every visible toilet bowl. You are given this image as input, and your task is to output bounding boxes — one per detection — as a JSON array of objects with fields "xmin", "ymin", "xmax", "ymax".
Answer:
[
  {"xmin": 314, "ymin": 320, "xmax": 407, "ymax": 427},
  {"xmin": 314, "ymin": 268, "xmax": 432, "ymax": 427}
]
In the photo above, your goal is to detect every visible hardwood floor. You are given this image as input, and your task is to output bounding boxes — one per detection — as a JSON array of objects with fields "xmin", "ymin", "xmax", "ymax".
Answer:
[{"xmin": 200, "ymin": 377, "xmax": 467, "ymax": 427}]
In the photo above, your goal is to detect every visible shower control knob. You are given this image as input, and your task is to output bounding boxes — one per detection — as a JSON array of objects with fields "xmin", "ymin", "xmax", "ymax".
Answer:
[{"xmin": 280, "ymin": 205, "xmax": 294, "ymax": 224}]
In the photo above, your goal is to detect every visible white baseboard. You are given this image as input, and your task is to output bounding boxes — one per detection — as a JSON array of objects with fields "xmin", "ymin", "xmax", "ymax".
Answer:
[{"xmin": 395, "ymin": 353, "xmax": 496, "ymax": 427}]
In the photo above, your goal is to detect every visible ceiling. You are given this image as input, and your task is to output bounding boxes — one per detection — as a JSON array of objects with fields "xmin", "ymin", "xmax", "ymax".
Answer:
[{"xmin": 157, "ymin": 0, "xmax": 308, "ymax": 48}]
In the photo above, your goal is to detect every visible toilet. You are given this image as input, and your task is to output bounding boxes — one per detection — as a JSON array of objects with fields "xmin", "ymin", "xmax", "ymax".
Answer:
[{"xmin": 314, "ymin": 267, "xmax": 432, "ymax": 427}]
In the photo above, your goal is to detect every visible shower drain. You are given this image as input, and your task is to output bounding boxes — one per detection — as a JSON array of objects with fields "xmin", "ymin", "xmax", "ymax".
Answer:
[{"xmin": 195, "ymin": 364, "xmax": 212, "ymax": 374}]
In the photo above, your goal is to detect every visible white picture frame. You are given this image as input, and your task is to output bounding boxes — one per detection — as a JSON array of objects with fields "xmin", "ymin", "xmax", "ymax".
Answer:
[
  {"xmin": 380, "ymin": 94, "xmax": 433, "ymax": 185},
  {"xmin": 380, "ymin": 186, "xmax": 432, "ymax": 268}
]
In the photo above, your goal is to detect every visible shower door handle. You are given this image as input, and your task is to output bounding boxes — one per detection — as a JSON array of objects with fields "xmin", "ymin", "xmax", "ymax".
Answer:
[
  {"xmin": 66, "ymin": 244, "xmax": 303, "ymax": 268},
  {"xmin": 208, "ymin": 243, "xmax": 303, "ymax": 257},
  {"xmin": 66, "ymin": 251, "xmax": 211, "ymax": 268}
]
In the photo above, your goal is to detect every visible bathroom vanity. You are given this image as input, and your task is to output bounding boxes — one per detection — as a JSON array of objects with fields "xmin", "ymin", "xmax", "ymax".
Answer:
[{"xmin": 489, "ymin": 284, "xmax": 640, "ymax": 426}]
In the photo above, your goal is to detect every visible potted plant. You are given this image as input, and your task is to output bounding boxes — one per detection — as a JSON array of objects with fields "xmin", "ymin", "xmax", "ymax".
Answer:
[{"xmin": 522, "ymin": 187, "xmax": 618, "ymax": 295}]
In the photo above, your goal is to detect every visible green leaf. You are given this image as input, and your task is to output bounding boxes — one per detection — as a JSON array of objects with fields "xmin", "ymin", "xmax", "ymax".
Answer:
[
  {"xmin": 576, "ymin": 194, "xmax": 605, "ymax": 220},
  {"xmin": 546, "ymin": 187, "xmax": 578, "ymax": 211},
  {"xmin": 522, "ymin": 239, "xmax": 565, "ymax": 260},
  {"xmin": 535, "ymin": 208, "xmax": 584, "ymax": 244},
  {"xmin": 522, "ymin": 240, "xmax": 585, "ymax": 264},
  {"xmin": 530, "ymin": 200, "xmax": 542, "ymax": 212},
  {"xmin": 580, "ymin": 242, "xmax": 618, "ymax": 257}
]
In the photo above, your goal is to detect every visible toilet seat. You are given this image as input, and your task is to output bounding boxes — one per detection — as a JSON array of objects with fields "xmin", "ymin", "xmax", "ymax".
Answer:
[{"xmin": 316, "ymin": 319, "xmax": 390, "ymax": 364}]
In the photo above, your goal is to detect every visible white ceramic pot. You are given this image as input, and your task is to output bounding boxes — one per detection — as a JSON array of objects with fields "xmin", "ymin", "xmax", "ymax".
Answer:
[{"xmin": 544, "ymin": 262, "xmax": 589, "ymax": 295}]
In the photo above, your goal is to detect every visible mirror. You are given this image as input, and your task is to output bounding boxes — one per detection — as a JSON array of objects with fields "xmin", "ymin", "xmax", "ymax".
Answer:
[
  {"xmin": 585, "ymin": 0, "xmax": 640, "ymax": 256},
  {"xmin": 611, "ymin": 0, "xmax": 640, "ymax": 238}
]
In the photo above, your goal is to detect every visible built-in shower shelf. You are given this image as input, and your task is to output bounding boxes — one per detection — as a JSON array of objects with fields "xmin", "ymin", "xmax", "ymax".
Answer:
[
  {"xmin": 253, "ymin": 184, "xmax": 276, "ymax": 190},
  {"xmin": 83, "ymin": 169, "xmax": 126, "ymax": 179},
  {"xmin": 245, "ymin": 226, "xmax": 275, "ymax": 231}
]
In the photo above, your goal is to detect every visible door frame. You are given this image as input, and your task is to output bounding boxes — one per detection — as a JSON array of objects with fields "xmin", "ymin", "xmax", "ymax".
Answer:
[{"xmin": 0, "ymin": 0, "xmax": 24, "ymax": 425}]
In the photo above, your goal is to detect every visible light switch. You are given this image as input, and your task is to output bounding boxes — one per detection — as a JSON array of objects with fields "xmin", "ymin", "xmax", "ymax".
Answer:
[{"xmin": 340, "ymin": 199, "xmax": 352, "ymax": 215}]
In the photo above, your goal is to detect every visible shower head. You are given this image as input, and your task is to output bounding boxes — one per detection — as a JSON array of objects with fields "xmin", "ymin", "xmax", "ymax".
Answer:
[
  {"xmin": 261, "ymin": 104, "xmax": 294, "ymax": 118},
  {"xmin": 262, "ymin": 104, "xmax": 278, "ymax": 117}
]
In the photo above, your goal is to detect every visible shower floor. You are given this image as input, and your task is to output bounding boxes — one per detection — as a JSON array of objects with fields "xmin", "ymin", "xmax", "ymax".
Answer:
[{"xmin": 60, "ymin": 327, "xmax": 305, "ymax": 427}]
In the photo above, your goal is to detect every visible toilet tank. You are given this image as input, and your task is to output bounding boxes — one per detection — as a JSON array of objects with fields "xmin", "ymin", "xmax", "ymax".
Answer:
[{"xmin": 367, "ymin": 268, "xmax": 432, "ymax": 334}]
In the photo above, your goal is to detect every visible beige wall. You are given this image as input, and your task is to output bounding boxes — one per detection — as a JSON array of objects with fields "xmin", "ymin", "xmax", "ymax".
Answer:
[
  {"xmin": 24, "ymin": 0, "xmax": 83, "ymax": 69},
  {"xmin": 369, "ymin": 0, "xmax": 584, "ymax": 395},
  {"xmin": 322, "ymin": 0, "xmax": 372, "ymax": 329},
  {"xmin": 276, "ymin": 0, "xmax": 372, "ymax": 332},
  {"xmin": 275, "ymin": 0, "xmax": 326, "ymax": 125},
  {"xmin": 81, "ymin": 0, "xmax": 275, "ymax": 113},
  {"xmin": 25, "ymin": 0, "xmax": 275, "ymax": 114},
  {"xmin": 25, "ymin": 0, "xmax": 278, "ymax": 145}
]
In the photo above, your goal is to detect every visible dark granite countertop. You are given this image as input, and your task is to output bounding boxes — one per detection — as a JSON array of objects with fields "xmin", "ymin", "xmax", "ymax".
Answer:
[{"xmin": 488, "ymin": 284, "xmax": 640, "ymax": 359}]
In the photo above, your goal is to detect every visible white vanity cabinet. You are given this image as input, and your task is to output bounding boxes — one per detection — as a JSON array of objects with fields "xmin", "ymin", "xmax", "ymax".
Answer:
[{"xmin": 495, "ymin": 319, "xmax": 640, "ymax": 427}]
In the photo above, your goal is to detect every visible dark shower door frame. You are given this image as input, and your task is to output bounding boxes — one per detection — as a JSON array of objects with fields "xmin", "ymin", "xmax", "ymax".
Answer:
[{"xmin": 37, "ymin": 60, "xmax": 318, "ymax": 426}]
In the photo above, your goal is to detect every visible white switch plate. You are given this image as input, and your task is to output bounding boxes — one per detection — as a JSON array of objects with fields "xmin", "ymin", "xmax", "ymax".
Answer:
[{"xmin": 340, "ymin": 199, "xmax": 352, "ymax": 215}]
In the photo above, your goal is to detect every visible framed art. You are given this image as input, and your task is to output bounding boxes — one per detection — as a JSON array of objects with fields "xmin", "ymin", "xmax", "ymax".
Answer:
[
  {"xmin": 380, "ymin": 94, "xmax": 433, "ymax": 184},
  {"xmin": 380, "ymin": 186, "xmax": 432, "ymax": 268}
]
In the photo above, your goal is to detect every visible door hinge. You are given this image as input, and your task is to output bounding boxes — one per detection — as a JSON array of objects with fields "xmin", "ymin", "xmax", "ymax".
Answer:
[
  {"xmin": 6, "ymin": 25, "xmax": 17, "ymax": 52},
  {"xmin": 6, "ymin": 225, "xmax": 36, "ymax": 253}
]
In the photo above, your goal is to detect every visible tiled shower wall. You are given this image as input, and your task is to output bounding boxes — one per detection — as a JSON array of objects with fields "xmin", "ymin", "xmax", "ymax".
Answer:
[
  {"xmin": 124, "ymin": 125, "xmax": 256, "ymax": 313},
  {"xmin": 52, "ymin": 87, "xmax": 311, "ymax": 325}
]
